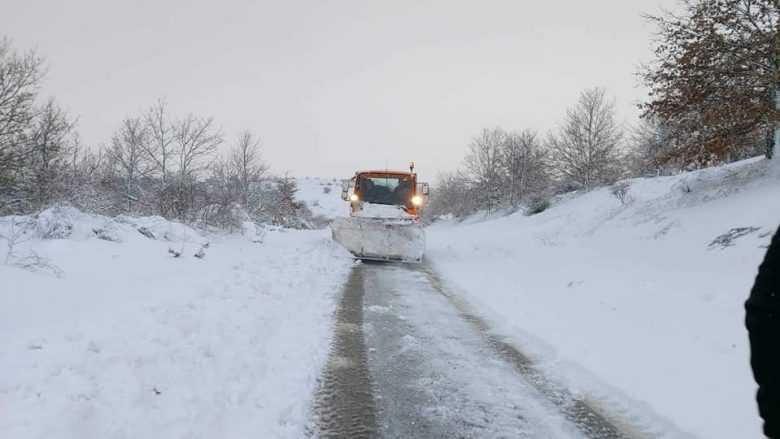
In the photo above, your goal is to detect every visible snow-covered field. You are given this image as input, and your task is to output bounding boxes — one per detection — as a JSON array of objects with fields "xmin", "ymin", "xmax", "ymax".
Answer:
[
  {"xmin": 426, "ymin": 157, "xmax": 780, "ymax": 438},
  {"xmin": 296, "ymin": 177, "xmax": 345, "ymax": 219},
  {"xmin": 0, "ymin": 207, "xmax": 352, "ymax": 438}
]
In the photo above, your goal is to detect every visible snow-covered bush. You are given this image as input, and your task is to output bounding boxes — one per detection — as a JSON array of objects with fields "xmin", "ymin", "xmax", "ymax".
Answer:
[
  {"xmin": 0, "ymin": 216, "xmax": 31, "ymax": 265},
  {"xmin": 116, "ymin": 215, "xmax": 204, "ymax": 245},
  {"xmin": 526, "ymin": 196, "xmax": 551, "ymax": 215},
  {"xmin": 31, "ymin": 205, "xmax": 80, "ymax": 239},
  {"xmin": 241, "ymin": 220, "xmax": 266, "ymax": 243},
  {"xmin": 553, "ymin": 180, "xmax": 584, "ymax": 195},
  {"xmin": 91, "ymin": 221, "xmax": 122, "ymax": 242},
  {"xmin": 610, "ymin": 181, "xmax": 632, "ymax": 205}
]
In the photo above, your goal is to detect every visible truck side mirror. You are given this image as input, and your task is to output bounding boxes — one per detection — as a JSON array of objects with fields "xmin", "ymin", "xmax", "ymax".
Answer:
[
  {"xmin": 341, "ymin": 180, "xmax": 350, "ymax": 201},
  {"xmin": 417, "ymin": 182, "xmax": 429, "ymax": 196},
  {"xmin": 341, "ymin": 179, "xmax": 355, "ymax": 201}
]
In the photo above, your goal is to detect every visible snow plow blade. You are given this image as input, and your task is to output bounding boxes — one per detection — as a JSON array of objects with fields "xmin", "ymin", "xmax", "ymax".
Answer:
[{"xmin": 331, "ymin": 216, "xmax": 425, "ymax": 263}]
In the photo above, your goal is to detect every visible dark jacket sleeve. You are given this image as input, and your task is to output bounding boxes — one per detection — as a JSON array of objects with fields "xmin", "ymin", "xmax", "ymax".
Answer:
[{"xmin": 746, "ymin": 224, "xmax": 780, "ymax": 438}]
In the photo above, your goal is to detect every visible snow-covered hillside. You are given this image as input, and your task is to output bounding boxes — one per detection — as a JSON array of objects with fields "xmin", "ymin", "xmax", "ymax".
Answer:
[
  {"xmin": 426, "ymin": 157, "xmax": 780, "ymax": 438},
  {"xmin": 296, "ymin": 177, "xmax": 345, "ymax": 220},
  {"xmin": 0, "ymin": 207, "xmax": 353, "ymax": 438}
]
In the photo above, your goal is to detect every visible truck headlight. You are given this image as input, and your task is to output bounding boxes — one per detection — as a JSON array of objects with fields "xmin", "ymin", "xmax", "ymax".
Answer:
[
  {"xmin": 411, "ymin": 195, "xmax": 423, "ymax": 206},
  {"xmin": 349, "ymin": 194, "xmax": 359, "ymax": 202}
]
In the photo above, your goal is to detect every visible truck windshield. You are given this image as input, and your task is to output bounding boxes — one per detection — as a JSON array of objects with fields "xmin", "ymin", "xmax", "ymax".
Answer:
[{"xmin": 358, "ymin": 175, "xmax": 413, "ymax": 207}]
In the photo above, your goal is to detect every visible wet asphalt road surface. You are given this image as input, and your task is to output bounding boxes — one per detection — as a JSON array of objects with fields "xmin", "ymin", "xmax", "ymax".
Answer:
[{"xmin": 313, "ymin": 262, "xmax": 632, "ymax": 439}]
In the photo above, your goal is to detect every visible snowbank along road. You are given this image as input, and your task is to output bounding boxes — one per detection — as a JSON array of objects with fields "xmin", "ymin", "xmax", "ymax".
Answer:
[
  {"xmin": 0, "ymin": 208, "xmax": 353, "ymax": 438},
  {"xmin": 312, "ymin": 261, "xmax": 640, "ymax": 438}
]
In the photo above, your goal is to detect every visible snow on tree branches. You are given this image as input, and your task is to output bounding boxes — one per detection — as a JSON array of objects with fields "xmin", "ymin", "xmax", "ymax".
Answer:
[{"xmin": 641, "ymin": 0, "xmax": 780, "ymax": 167}]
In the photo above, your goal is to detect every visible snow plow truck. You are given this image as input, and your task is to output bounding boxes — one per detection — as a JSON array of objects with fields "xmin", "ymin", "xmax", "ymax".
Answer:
[{"xmin": 331, "ymin": 163, "xmax": 429, "ymax": 263}]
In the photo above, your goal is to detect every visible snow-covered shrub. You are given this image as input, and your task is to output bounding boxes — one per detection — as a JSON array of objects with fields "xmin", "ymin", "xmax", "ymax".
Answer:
[
  {"xmin": 25, "ymin": 206, "xmax": 125, "ymax": 242},
  {"xmin": 92, "ymin": 222, "xmax": 122, "ymax": 242},
  {"xmin": 610, "ymin": 181, "xmax": 631, "ymax": 205},
  {"xmin": 31, "ymin": 205, "xmax": 80, "ymax": 239},
  {"xmin": 117, "ymin": 215, "xmax": 204, "ymax": 245},
  {"xmin": 526, "ymin": 196, "xmax": 551, "ymax": 215},
  {"xmin": 193, "ymin": 242, "xmax": 208, "ymax": 258},
  {"xmin": 13, "ymin": 251, "xmax": 63, "ymax": 277},
  {"xmin": 241, "ymin": 220, "xmax": 265, "ymax": 243},
  {"xmin": 554, "ymin": 180, "xmax": 584, "ymax": 195},
  {"xmin": 0, "ymin": 216, "xmax": 32, "ymax": 265},
  {"xmin": 260, "ymin": 177, "xmax": 320, "ymax": 229}
]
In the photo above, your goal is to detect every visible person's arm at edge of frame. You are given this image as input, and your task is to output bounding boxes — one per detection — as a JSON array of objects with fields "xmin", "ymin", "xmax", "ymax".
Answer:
[{"xmin": 746, "ymin": 224, "xmax": 780, "ymax": 439}]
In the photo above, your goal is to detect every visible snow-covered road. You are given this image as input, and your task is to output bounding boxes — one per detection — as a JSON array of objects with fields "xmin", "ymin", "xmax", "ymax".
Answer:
[{"xmin": 314, "ymin": 262, "xmax": 632, "ymax": 438}]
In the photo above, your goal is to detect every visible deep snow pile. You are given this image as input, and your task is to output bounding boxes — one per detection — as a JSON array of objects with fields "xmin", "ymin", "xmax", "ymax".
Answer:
[
  {"xmin": 354, "ymin": 202, "xmax": 414, "ymax": 219},
  {"xmin": 0, "ymin": 206, "xmax": 352, "ymax": 438},
  {"xmin": 426, "ymin": 157, "xmax": 780, "ymax": 438}
]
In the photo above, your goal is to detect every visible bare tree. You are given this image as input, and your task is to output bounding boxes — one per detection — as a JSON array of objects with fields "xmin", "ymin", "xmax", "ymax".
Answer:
[
  {"xmin": 197, "ymin": 130, "xmax": 270, "ymax": 229},
  {"xmin": 142, "ymin": 99, "xmax": 174, "ymax": 187},
  {"xmin": 25, "ymin": 98, "xmax": 76, "ymax": 206},
  {"xmin": 0, "ymin": 38, "xmax": 44, "ymax": 193},
  {"xmin": 200, "ymin": 158, "xmax": 241, "ymax": 229},
  {"xmin": 434, "ymin": 127, "xmax": 551, "ymax": 217},
  {"xmin": 143, "ymin": 113, "xmax": 223, "ymax": 220},
  {"xmin": 547, "ymin": 88, "xmax": 623, "ymax": 189},
  {"xmin": 464, "ymin": 127, "xmax": 506, "ymax": 211},
  {"xmin": 428, "ymin": 170, "xmax": 479, "ymax": 219},
  {"xmin": 106, "ymin": 116, "xmax": 149, "ymax": 212},
  {"xmin": 626, "ymin": 118, "xmax": 676, "ymax": 177},
  {"xmin": 173, "ymin": 113, "xmax": 222, "ymax": 179},
  {"xmin": 230, "ymin": 130, "xmax": 268, "ymax": 208},
  {"xmin": 64, "ymin": 143, "xmax": 113, "ymax": 214},
  {"xmin": 501, "ymin": 129, "xmax": 549, "ymax": 207}
]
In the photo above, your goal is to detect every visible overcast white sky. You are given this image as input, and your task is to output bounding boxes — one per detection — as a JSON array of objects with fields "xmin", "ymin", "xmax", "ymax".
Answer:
[{"xmin": 1, "ymin": 0, "xmax": 677, "ymax": 181}]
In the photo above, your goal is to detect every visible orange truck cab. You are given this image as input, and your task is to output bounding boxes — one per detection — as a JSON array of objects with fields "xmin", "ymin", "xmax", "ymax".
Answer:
[{"xmin": 340, "ymin": 163, "xmax": 429, "ymax": 216}]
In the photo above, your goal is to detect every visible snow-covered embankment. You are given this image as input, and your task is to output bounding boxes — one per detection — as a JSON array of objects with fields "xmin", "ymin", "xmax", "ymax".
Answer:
[
  {"xmin": 426, "ymin": 157, "xmax": 780, "ymax": 438},
  {"xmin": 0, "ymin": 206, "xmax": 352, "ymax": 438}
]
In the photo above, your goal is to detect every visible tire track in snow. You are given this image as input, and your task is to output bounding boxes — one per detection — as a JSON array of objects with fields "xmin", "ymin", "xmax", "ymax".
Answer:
[
  {"xmin": 362, "ymin": 262, "xmax": 578, "ymax": 438},
  {"xmin": 420, "ymin": 263, "xmax": 633, "ymax": 438},
  {"xmin": 313, "ymin": 267, "xmax": 377, "ymax": 438},
  {"xmin": 314, "ymin": 261, "xmax": 636, "ymax": 438}
]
